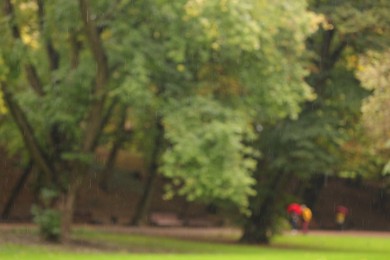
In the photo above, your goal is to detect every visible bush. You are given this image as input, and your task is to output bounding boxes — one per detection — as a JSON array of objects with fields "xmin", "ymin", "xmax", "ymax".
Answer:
[
  {"xmin": 31, "ymin": 206, "xmax": 61, "ymax": 241},
  {"xmin": 31, "ymin": 188, "xmax": 61, "ymax": 242}
]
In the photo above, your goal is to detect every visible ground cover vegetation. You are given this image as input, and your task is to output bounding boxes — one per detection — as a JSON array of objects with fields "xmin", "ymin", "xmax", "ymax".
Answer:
[{"xmin": 0, "ymin": 227, "xmax": 389, "ymax": 259}]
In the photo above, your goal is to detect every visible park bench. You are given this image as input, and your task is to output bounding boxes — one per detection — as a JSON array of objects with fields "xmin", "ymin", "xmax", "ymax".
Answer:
[{"xmin": 149, "ymin": 212, "xmax": 183, "ymax": 227}]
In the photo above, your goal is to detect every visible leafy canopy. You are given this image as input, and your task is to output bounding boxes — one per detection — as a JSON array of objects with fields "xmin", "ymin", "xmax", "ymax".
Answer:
[{"xmin": 0, "ymin": 0, "xmax": 317, "ymax": 212}]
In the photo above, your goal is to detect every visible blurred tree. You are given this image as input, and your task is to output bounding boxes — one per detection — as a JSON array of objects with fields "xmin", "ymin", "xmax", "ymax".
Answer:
[
  {"xmin": 357, "ymin": 50, "xmax": 390, "ymax": 174},
  {"xmin": 240, "ymin": 0, "xmax": 390, "ymax": 244},
  {"xmin": 1, "ymin": 0, "xmax": 112, "ymax": 241},
  {"xmin": 131, "ymin": 0, "xmax": 317, "ymax": 224},
  {"xmin": 0, "ymin": 0, "xmax": 315, "ymax": 240}
]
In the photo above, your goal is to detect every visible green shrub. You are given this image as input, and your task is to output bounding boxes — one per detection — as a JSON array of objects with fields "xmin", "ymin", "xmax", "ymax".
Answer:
[{"xmin": 31, "ymin": 188, "xmax": 61, "ymax": 242}]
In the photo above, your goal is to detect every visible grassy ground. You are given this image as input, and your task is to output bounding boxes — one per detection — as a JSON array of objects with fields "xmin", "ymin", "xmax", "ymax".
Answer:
[{"xmin": 0, "ymin": 226, "xmax": 389, "ymax": 259}]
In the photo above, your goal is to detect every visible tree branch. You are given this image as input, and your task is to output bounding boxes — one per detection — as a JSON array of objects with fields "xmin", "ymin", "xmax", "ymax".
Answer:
[
  {"xmin": 99, "ymin": 106, "xmax": 130, "ymax": 191},
  {"xmin": 311, "ymin": 28, "xmax": 347, "ymax": 93},
  {"xmin": 78, "ymin": 0, "xmax": 109, "ymax": 152},
  {"xmin": 91, "ymin": 97, "xmax": 118, "ymax": 149},
  {"xmin": 329, "ymin": 41, "xmax": 347, "ymax": 70},
  {"xmin": 1, "ymin": 83, "xmax": 54, "ymax": 177},
  {"xmin": 3, "ymin": 0, "xmax": 20, "ymax": 38},
  {"xmin": 319, "ymin": 28, "xmax": 335, "ymax": 72},
  {"xmin": 131, "ymin": 116, "xmax": 163, "ymax": 226},
  {"xmin": 24, "ymin": 65, "xmax": 45, "ymax": 96},
  {"xmin": 69, "ymin": 31, "xmax": 82, "ymax": 69},
  {"xmin": 36, "ymin": 0, "xmax": 60, "ymax": 71},
  {"xmin": 3, "ymin": 0, "xmax": 45, "ymax": 96}
]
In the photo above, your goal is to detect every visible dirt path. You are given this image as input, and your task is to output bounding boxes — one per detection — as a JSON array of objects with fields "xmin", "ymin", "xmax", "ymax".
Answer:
[
  {"xmin": 1, "ymin": 223, "xmax": 389, "ymax": 243},
  {"xmin": 89, "ymin": 225, "xmax": 390, "ymax": 240},
  {"xmin": 301, "ymin": 230, "xmax": 390, "ymax": 238}
]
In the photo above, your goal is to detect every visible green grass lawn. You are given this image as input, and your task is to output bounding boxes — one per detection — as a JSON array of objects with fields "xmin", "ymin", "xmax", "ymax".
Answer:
[{"xmin": 0, "ymin": 227, "xmax": 389, "ymax": 260}]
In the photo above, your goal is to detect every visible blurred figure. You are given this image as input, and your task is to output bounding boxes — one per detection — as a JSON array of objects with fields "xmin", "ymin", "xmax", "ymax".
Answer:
[
  {"xmin": 287, "ymin": 203, "xmax": 302, "ymax": 233},
  {"xmin": 335, "ymin": 205, "xmax": 349, "ymax": 230},
  {"xmin": 300, "ymin": 204, "xmax": 312, "ymax": 234}
]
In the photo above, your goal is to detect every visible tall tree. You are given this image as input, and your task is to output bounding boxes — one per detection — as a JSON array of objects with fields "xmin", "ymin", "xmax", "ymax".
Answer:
[
  {"xmin": 357, "ymin": 50, "xmax": 390, "ymax": 174},
  {"xmin": 0, "ymin": 0, "xmax": 315, "ymax": 241},
  {"xmin": 137, "ymin": 0, "xmax": 317, "ymax": 217},
  {"xmin": 241, "ymin": 0, "xmax": 390, "ymax": 244},
  {"xmin": 0, "ymin": 0, "xmax": 112, "ymax": 241}
]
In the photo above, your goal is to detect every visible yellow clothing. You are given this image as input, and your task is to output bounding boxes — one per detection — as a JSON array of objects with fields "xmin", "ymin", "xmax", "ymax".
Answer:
[
  {"xmin": 301, "ymin": 207, "xmax": 312, "ymax": 222},
  {"xmin": 336, "ymin": 212, "xmax": 346, "ymax": 224}
]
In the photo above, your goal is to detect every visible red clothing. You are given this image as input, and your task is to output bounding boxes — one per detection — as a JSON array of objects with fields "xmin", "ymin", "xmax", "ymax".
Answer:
[
  {"xmin": 336, "ymin": 205, "xmax": 349, "ymax": 215},
  {"xmin": 287, "ymin": 203, "xmax": 302, "ymax": 215}
]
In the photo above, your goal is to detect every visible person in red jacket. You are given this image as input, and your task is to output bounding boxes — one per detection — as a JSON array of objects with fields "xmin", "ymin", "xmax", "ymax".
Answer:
[{"xmin": 287, "ymin": 203, "xmax": 302, "ymax": 233}]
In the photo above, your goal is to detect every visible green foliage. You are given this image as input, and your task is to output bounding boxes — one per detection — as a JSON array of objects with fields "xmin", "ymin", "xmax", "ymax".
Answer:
[
  {"xmin": 0, "ymin": 119, "xmax": 26, "ymax": 157},
  {"xmin": 0, "ymin": 0, "xmax": 322, "ymax": 236},
  {"xmin": 0, "ymin": 94, "xmax": 6, "ymax": 114},
  {"xmin": 162, "ymin": 97, "xmax": 256, "ymax": 211},
  {"xmin": 99, "ymin": 0, "xmax": 315, "ymax": 212},
  {"xmin": 261, "ymin": 0, "xmax": 390, "ymax": 181},
  {"xmin": 241, "ymin": 0, "xmax": 390, "ymax": 243},
  {"xmin": 309, "ymin": 0, "xmax": 390, "ymax": 52},
  {"xmin": 357, "ymin": 50, "xmax": 390, "ymax": 176},
  {"xmin": 383, "ymin": 161, "xmax": 390, "ymax": 176},
  {"xmin": 0, "ymin": 54, "xmax": 8, "ymax": 114},
  {"xmin": 31, "ymin": 207, "xmax": 61, "ymax": 242},
  {"xmin": 31, "ymin": 188, "xmax": 61, "ymax": 242}
]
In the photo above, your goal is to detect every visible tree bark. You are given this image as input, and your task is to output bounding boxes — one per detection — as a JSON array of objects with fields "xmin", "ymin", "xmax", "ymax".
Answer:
[
  {"xmin": 58, "ymin": 175, "xmax": 82, "ymax": 242},
  {"xmin": 131, "ymin": 117, "xmax": 164, "ymax": 226},
  {"xmin": 69, "ymin": 31, "xmax": 82, "ymax": 69},
  {"xmin": 99, "ymin": 107, "xmax": 129, "ymax": 191},
  {"xmin": 240, "ymin": 170, "xmax": 291, "ymax": 244},
  {"xmin": 36, "ymin": 0, "xmax": 60, "ymax": 71},
  {"xmin": 24, "ymin": 65, "xmax": 45, "ymax": 96},
  {"xmin": 3, "ymin": 0, "xmax": 45, "ymax": 96},
  {"xmin": 79, "ymin": 0, "xmax": 109, "ymax": 152},
  {"xmin": 1, "ymin": 160, "xmax": 33, "ymax": 220},
  {"xmin": 1, "ymin": 83, "xmax": 54, "ymax": 178}
]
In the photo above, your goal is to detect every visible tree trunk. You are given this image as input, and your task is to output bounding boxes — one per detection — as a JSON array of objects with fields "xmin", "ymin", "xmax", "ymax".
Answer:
[
  {"xmin": 131, "ymin": 118, "xmax": 163, "ymax": 226},
  {"xmin": 240, "ymin": 224, "xmax": 269, "ymax": 244},
  {"xmin": 58, "ymin": 177, "xmax": 82, "ymax": 242},
  {"xmin": 79, "ymin": 0, "xmax": 109, "ymax": 152},
  {"xmin": 130, "ymin": 166, "xmax": 159, "ymax": 226},
  {"xmin": 1, "ymin": 160, "xmax": 33, "ymax": 220},
  {"xmin": 240, "ymin": 171, "xmax": 291, "ymax": 244},
  {"xmin": 1, "ymin": 83, "xmax": 54, "ymax": 179},
  {"xmin": 99, "ymin": 107, "xmax": 129, "ymax": 192},
  {"xmin": 98, "ymin": 140, "xmax": 121, "ymax": 192}
]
